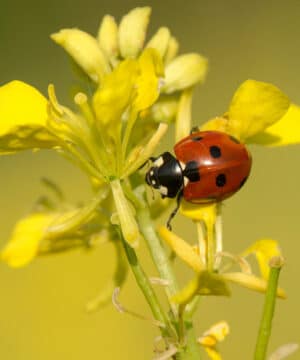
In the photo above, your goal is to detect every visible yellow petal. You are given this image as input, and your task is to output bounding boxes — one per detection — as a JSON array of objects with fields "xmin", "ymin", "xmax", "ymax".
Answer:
[
  {"xmin": 1, "ymin": 213, "xmax": 55, "ymax": 267},
  {"xmin": 180, "ymin": 201, "xmax": 217, "ymax": 224},
  {"xmin": 204, "ymin": 347, "xmax": 222, "ymax": 360},
  {"xmin": 51, "ymin": 28, "xmax": 110, "ymax": 82},
  {"xmin": 134, "ymin": 48, "xmax": 164, "ymax": 111},
  {"xmin": 199, "ymin": 321, "xmax": 230, "ymax": 346},
  {"xmin": 0, "ymin": 81, "xmax": 56, "ymax": 153},
  {"xmin": 221, "ymin": 272, "xmax": 286, "ymax": 298},
  {"xmin": 241, "ymin": 239, "xmax": 282, "ymax": 280},
  {"xmin": 247, "ymin": 104, "xmax": 300, "ymax": 146},
  {"xmin": 227, "ymin": 80, "xmax": 290, "ymax": 142},
  {"xmin": 200, "ymin": 117, "xmax": 228, "ymax": 133},
  {"xmin": 93, "ymin": 59, "xmax": 139, "ymax": 126},
  {"xmin": 171, "ymin": 271, "xmax": 230, "ymax": 305},
  {"xmin": 110, "ymin": 179, "xmax": 142, "ymax": 248},
  {"xmin": 146, "ymin": 27, "xmax": 171, "ymax": 58},
  {"xmin": 158, "ymin": 226, "xmax": 204, "ymax": 272},
  {"xmin": 118, "ymin": 7, "xmax": 151, "ymax": 58},
  {"xmin": 97, "ymin": 15, "xmax": 119, "ymax": 62},
  {"xmin": 162, "ymin": 53, "xmax": 208, "ymax": 94}
]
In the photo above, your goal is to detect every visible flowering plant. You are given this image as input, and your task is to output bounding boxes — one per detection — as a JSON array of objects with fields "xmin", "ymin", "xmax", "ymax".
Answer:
[{"xmin": 1, "ymin": 7, "xmax": 299, "ymax": 360}]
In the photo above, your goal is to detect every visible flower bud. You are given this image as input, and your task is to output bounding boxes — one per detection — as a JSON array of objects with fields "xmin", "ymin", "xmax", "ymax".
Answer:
[
  {"xmin": 146, "ymin": 27, "xmax": 170, "ymax": 58},
  {"xmin": 162, "ymin": 53, "xmax": 208, "ymax": 94},
  {"xmin": 97, "ymin": 15, "xmax": 119, "ymax": 62},
  {"xmin": 51, "ymin": 28, "xmax": 110, "ymax": 82},
  {"xmin": 118, "ymin": 7, "xmax": 151, "ymax": 58}
]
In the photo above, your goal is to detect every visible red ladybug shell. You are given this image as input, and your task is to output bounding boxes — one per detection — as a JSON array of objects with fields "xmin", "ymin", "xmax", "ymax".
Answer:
[{"xmin": 174, "ymin": 131, "xmax": 252, "ymax": 203}]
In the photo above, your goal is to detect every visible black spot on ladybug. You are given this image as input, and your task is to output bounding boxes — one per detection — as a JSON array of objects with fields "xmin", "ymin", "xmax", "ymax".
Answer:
[
  {"xmin": 229, "ymin": 135, "xmax": 240, "ymax": 144},
  {"xmin": 192, "ymin": 136, "xmax": 203, "ymax": 142},
  {"xmin": 210, "ymin": 145, "xmax": 221, "ymax": 158},
  {"xmin": 183, "ymin": 161, "xmax": 200, "ymax": 182},
  {"xmin": 216, "ymin": 173, "xmax": 226, "ymax": 187},
  {"xmin": 239, "ymin": 177, "xmax": 248, "ymax": 189}
]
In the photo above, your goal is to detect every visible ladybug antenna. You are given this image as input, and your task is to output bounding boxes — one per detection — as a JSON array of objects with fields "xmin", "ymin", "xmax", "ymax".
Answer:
[{"xmin": 166, "ymin": 190, "xmax": 183, "ymax": 231}]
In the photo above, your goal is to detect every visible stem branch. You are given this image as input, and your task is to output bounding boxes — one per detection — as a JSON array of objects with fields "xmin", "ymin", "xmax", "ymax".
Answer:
[{"xmin": 254, "ymin": 257, "xmax": 284, "ymax": 360}]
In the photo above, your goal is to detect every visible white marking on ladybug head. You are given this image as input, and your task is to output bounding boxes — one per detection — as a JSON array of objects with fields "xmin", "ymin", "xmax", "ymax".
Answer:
[
  {"xmin": 151, "ymin": 179, "xmax": 157, "ymax": 186},
  {"xmin": 154, "ymin": 156, "xmax": 164, "ymax": 167},
  {"xmin": 150, "ymin": 170, "xmax": 154, "ymax": 176},
  {"xmin": 184, "ymin": 176, "xmax": 189, "ymax": 187},
  {"xmin": 159, "ymin": 186, "xmax": 168, "ymax": 196},
  {"xmin": 179, "ymin": 161, "xmax": 186, "ymax": 170}
]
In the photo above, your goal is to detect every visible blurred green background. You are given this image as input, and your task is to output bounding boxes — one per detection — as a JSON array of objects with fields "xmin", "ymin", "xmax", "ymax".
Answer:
[{"xmin": 0, "ymin": 0, "xmax": 299, "ymax": 359}]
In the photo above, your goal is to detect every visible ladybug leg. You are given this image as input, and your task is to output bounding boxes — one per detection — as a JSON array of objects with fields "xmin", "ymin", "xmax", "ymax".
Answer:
[
  {"xmin": 138, "ymin": 156, "xmax": 156, "ymax": 170},
  {"xmin": 190, "ymin": 126, "xmax": 200, "ymax": 135},
  {"xmin": 166, "ymin": 189, "xmax": 183, "ymax": 231}
]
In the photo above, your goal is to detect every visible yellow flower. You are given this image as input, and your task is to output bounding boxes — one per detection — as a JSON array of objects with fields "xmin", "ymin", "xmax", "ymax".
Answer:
[
  {"xmin": 1, "ymin": 213, "xmax": 56, "ymax": 267},
  {"xmin": 200, "ymin": 79, "xmax": 298, "ymax": 146},
  {"xmin": 0, "ymin": 43, "xmax": 167, "ymax": 249},
  {"xmin": 1, "ymin": 184, "xmax": 112, "ymax": 267},
  {"xmin": 51, "ymin": 7, "xmax": 208, "ymax": 138},
  {"xmin": 158, "ymin": 225, "xmax": 286, "ymax": 304},
  {"xmin": 0, "ymin": 81, "xmax": 57, "ymax": 153},
  {"xmin": 198, "ymin": 321, "xmax": 229, "ymax": 360}
]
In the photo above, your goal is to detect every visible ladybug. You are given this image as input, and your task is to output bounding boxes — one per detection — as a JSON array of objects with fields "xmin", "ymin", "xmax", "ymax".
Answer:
[{"xmin": 145, "ymin": 130, "xmax": 252, "ymax": 229}]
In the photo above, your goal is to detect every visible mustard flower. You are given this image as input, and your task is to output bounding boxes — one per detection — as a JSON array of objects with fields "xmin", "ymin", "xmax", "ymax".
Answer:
[{"xmin": 0, "ymin": 7, "xmax": 207, "ymax": 266}]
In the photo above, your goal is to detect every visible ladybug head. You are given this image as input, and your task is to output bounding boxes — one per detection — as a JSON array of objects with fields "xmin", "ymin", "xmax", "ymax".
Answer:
[{"xmin": 145, "ymin": 152, "xmax": 183, "ymax": 198}]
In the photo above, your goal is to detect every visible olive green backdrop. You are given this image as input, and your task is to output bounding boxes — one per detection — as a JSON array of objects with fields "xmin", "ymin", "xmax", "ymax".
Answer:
[{"xmin": 0, "ymin": 0, "xmax": 299, "ymax": 359}]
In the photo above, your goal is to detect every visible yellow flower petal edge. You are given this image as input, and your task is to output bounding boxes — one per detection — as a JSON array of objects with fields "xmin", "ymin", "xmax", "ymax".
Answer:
[
  {"xmin": 227, "ymin": 79, "xmax": 290, "ymax": 142},
  {"xmin": 221, "ymin": 272, "xmax": 286, "ymax": 299},
  {"xmin": 171, "ymin": 271, "xmax": 230, "ymax": 305},
  {"xmin": 0, "ymin": 81, "xmax": 57, "ymax": 153},
  {"xmin": 93, "ymin": 59, "xmax": 139, "ymax": 126},
  {"xmin": 241, "ymin": 239, "xmax": 282, "ymax": 280},
  {"xmin": 134, "ymin": 48, "xmax": 164, "ymax": 111},
  {"xmin": 1, "ymin": 213, "xmax": 55, "ymax": 267},
  {"xmin": 204, "ymin": 347, "xmax": 222, "ymax": 360},
  {"xmin": 180, "ymin": 200, "xmax": 217, "ymax": 224},
  {"xmin": 199, "ymin": 321, "xmax": 229, "ymax": 346},
  {"xmin": 158, "ymin": 226, "xmax": 204, "ymax": 272},
  {"xmin": 247, "ymin": 104, "xmax": 300, "ymax": 146}
]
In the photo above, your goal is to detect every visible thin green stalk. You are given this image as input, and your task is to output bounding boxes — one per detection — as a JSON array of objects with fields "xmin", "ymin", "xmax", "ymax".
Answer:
[
  {"xmin": 121, "ymin": 233, "xmax": 175, "ymax": 339},
  {"xmin": 136, "ymin": 206, "xmax": 179, "ymax": 310},
  {"xmin": 254, "ymin": 257, "xmax": 284, "ymax": 360},
  {"xmin": 136, "ymin": 206, "xmax": 202, "ymax": 360},
  {"xmin": 175, "ymin": 320, "xmax": 202, "ymax": 360}
]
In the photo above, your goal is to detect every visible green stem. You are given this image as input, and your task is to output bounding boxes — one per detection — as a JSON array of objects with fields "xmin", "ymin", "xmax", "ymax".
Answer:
[
  {"xmin": 121, "ymin": 234, "xmax": 175, "ymax": 339},
  {"xmin": 137, "ymin": 206, "xmax": 202, "ymax": 360},
  {"xmin": 254, "ymin": 257, "xmax": 284, "ymax": 360},
  {"xmin": 136, "ymin": 206, "xmax": 179, "ymax": 312},
  {"xmin": 175, "ymin": 320, "xmax": 202, "ymax": 360}
]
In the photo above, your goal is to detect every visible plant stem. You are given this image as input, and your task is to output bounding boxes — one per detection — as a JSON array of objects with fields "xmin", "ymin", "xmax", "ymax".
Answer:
[
  {"xmin": 175, "ymin": 320, "xmax": 202, "ymax": 360},
  {"xmin": 136, "ymin": 206, "xmax": 202, "ymax": 359},
  {"xmin": 254, "ymin": 256, "xmax": 284, "ymax": 360},
  {"xmin": 136, "ymin": 206, "xmax": 179, "ymax": 313},
  {"xmin": 121, "ymin": 234, "xmax": 175, "ymax": 339}
]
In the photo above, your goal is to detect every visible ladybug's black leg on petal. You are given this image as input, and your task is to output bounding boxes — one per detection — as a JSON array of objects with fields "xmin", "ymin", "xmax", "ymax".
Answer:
[
  {"xmin": 166, "ymin": 189, "xmax": 183, "ymax": 231},
  {"xmin": 138, "ymin": 156, "xmax": 156, "ymax": 170}
]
